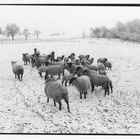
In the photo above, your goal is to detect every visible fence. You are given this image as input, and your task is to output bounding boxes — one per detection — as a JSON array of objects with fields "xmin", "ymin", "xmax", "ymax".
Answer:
[{"xmin": 0, "ymin": 37, "xmax": 82, "ymax": 44}]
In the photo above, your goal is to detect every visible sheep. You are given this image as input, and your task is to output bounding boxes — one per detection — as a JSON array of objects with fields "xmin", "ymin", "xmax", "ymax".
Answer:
[
  {"xmin": 82, "ymin": 58, "xmax": 94, "ymax": 65},
  {"xmin": 57, "ymin": 55, "xmax": 65, "ymax": 61},
  {"xmin": 64, "ymin": 56, "xmax": 69, "ymax": 62},
  {"xmin": 82, "ymin": 69, "xmax": 113, "ymax": 96},
  {"xmin": 45, "ymin": 64, "xmax": 66, "ymax": 80},
  {"xmin": 22, "ymin": 53, "xmax": 30, "ymax": 65},
  {"xmin": 38, "ymin": 65, "xmax": 47, "ymax": 78},
  {"xmin": 104, "ymin": 61, "xmax": 112, "ymax": 70},
  {"xmin": 89, "ymin": 58, "xmax": 94, "ymax": 64},
  {"xmin": 72, "ymin": 59, "xmax": 80, "ymax": 65},
  {"xmin": 62, "ymin": 73, "xmax": 75, "ymax": 86},
  {"xmin": 34, "ymin": 54, "xmax": 45, "ymax": 68},
  {"xmin": 11, "ymin": 61, "xmax": 24, "ymax": 81},
  {"xmin": 45, "ymin": 61, "xmax": 64, "ymax": 66},
  {"xmin": 78, "ymin": 54, "xmax": 90, "ymax": 63},
  {"xmin": 34, "ymin": 48, "xmax": 40, "ymax": 56},
  {"xmin": 44, "ymin": 76, "xmax": 70, "ymax": 112},
  {"xmin": 44, "ymin": 54, "xmax": 51, "ymax": 62},
  {"xmin": 69, "ymin": 53, "xmax": 75, "ymax": 61},
  {"xmin": 98, "ymin": 70, "xmax": 107, "ymax": 75},
  {"xmin": 81, "ymin": 59, "xmax": 90, "ymax": 65},
  {"xmin": 74, "ymin": 65, "xmax": 88, "ymax": 76},
  {"xmin": 65, "ymin": 62, "xmax": 79, "ymax": 74},
  {"xmin": 97, "ymin": 63, "xmax": 106, "ymax": 71},
  {"xmin": 90, "ymin": 70, "xmax": 97, "ymax": 75},
  {"xmin": 69, "ymin": 75, "xmax": 91, "ymax": 99},
  {"xmin": 50, "ymin": 51, "xmax": 55, "ymax": 62},
  {"xmin": 97, "ymin": 58, "xmax": 108, "ymax": 63}
]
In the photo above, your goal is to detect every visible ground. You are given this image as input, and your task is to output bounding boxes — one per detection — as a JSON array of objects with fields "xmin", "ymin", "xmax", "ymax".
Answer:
[{"xmin": 0, "ymin": 38, "xmax": 140, "ymax": 134}]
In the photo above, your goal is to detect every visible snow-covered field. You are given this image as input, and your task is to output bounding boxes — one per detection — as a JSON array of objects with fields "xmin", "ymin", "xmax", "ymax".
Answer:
[{"xmin": 0, "ymin": 38, "xmax": 140, "ymax": 134}]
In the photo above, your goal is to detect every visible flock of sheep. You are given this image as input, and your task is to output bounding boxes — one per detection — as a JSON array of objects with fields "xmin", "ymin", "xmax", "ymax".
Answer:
[{"xmin": 11, "ymin": 48, "xmax": 113, "ymax": 113}]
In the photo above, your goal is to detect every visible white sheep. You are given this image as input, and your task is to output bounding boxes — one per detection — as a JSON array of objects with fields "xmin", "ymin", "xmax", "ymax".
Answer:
[{"xmin": 11, "ymin": 61, "xmax": 24, "ymax": 81}]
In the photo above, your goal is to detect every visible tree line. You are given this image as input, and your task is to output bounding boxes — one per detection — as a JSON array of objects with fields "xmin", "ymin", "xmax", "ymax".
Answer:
[
  {"xmin": 90, "ymin": 19, "xmax": 140, "ymax": 42},
  {"xmin": 0, "ymin": 23, "xmax": 41, "ymax": 40}
]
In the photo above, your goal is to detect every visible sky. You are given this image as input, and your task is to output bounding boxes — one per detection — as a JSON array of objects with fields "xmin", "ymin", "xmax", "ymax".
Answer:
[{"xmin": 0, "ymin": 5, "xmax": 140, "ymax": 37}]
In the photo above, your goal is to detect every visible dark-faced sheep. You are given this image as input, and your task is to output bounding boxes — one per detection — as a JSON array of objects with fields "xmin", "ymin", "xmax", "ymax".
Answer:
[
  {"xmin": 65, "ymin": 62, "xmax": 78, "ymax": 74},
  {"xmin": 69, "ymin": 75, "xmax": 91, "ymax": 99},
  {"xmin": 11, "ymin": 61, "xmax": 24, "ymax": 81},
  {"xmin": 34, "ymin": 48, "xmax": 40, "ymax": 56},
  {"xmin": 57, "ymin": 55, "xmax": 65, "ymax": 61},
  {"xmin": 72, "ymin": 59, "xmax": 80, "ymax": 65},
  {"xmin": 22, "ymin": 53, "xmax": 30, "ymax": 65},
  {"xmin": 97, "ymin": 58, "xmax": 108, "ymax": 63},
  {"xmin": 69, "ymin": 53, "xmax": 75, "ymax": 61},
  {"xmin": 78, "ymin": 54, "xmax": 90, "ymax": 63},
  {"xmin": 82, "ymin": 69, "xmax": 113, "ymax": 96},
  {"xmin": 45, "ymin": 61, "xmax": 64, "ymax": 67},
  {"xmin": 34, "ymin": 54, "xmax": 45, "ymax": 68},
  {"xmin": 104, "ymin": 61, "xmax": 112, "ymax": 70},
  {"xmin": 50, "ymin": 51, "xmax": 55, "ymax": 62},
  {"xmin": 64, "ymin": 56, "xmax": 69, "ymax": 63},
  {"xmin": 44, "ymin": 76, "xmax": 70, "ymax": 112}
]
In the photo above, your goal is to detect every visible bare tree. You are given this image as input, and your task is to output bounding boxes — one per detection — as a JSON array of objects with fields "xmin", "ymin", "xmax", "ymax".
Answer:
[
  {"xmin": 23, "ymin": 29, "xmax": 30, "ymax": 40},
  {"xmin": 0, "ymin": 27, "xmax": 3, "ymax": 35},
  {"xmin": 34, "ymin": 30, "xmax": 40, "ymax": 40},
  {"xmin": 5, "ymin": 23, "xmax": 20, "ymax": 40}
]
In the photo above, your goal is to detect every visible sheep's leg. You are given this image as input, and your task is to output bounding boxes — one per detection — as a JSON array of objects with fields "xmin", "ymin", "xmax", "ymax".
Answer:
[
  {"xmin": 57, "ymin": 75, "xmax": 61, "ymax": 80},
  {"xmin": 62, "ymin": 80, "xmax": 64, "ymax": 85},
  {"xmin": 69, "ymin": 81, "xmax": 71, "ymax": 85},
  {"xmin": 91, "ymin": 85, "xmax": 94, "ymax": 92},
  {"xmin": 39, "ymin": 72, "xmax": 42, "ymax": 78},
  {"xmin": 15, "ymin": 74, "xmax": 17, "ymax": 79},
  {"xmin": 47, "ymin": 97, "xmax": 49, "ymax": 103},
  {"xmin": 65, "ymin": 81, "xmax": 68, "ymax": 86},
  {"xmin": 53, "ymin": 100, "xmax": 56, "ymax": 106},
  {"xmin": 59, "ymin": 102, "xmax": 62, "ymax": 110},
  {"xmin": 65, "ymin": 99, "xmax": 70, "ymax": 113},
  {"xmin": 84, "ymin": 92, "xmax": 87, "ymax": 99},
  {"xmin": 21, "ymin": 74, "xmax": 23, "ymax": 81},
  {"xmin": 107, "ymin": 86, "xmax": 110, "ymax": 95},
  {"xmin": 17, "ymin": 75, "xmax": 20, "ymax": 81},
  {"xmin": 80, "ymin": 93, "xmax": 82, "ymax": 99},
  {"xmin": 104, "ymin": 88, "xmax": 107, "ymax": 96}
]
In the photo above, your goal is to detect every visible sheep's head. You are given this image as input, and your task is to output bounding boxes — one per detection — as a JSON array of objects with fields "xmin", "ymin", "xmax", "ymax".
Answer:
[
  {"xmin": 61, "ymin": 55, "xmax": 65, "ymax": 59},
  {"xmin": 66, "ymin": 62, "xmax": 73, "ymax": 68},
  {"xmin": 44, "ymin": 75, "xmax": 53, "ymax": 84},
  {"xmin": 45, "ymin": 61, "xmax": 49, "ymax": 66},
  {"xmin": 22, "ymin": 53, "xmax": 26, "ymax": 57},
  {"xmin": 103, "ymin": 58, "xmax": 108, "ymax": 63},
  {"xmin": 11, "ymin": 61, "xmax": 17, "ymax": 65},
  {"xmin": 69, "ymin": 77, "xmax": 77, "ymax": 85},
  {"xmin": 86, "ymin": 55, "xmax": 90, "ymax": 59},
  {"xmin": 90, "ymin": 58, "xmax": 94, "ymax": 64},
  {"xmin": 82, "ymin": 69, "xmax": 90, "ymax": 76}
]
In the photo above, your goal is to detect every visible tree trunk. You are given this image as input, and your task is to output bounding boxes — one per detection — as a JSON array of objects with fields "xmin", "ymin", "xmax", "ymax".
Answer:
[
  {"xmin": 25, "ymin": 35, "xmax": 27, "ymax": 40},
  {"xmin": 12, "ymin": 35, "xmax": 14, "ymax": 40}
]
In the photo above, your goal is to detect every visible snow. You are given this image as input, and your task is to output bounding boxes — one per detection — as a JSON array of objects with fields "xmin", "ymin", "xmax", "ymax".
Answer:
[{"xmin": 0, "ymin": 38, "xmax": 140, "ymax": 133}]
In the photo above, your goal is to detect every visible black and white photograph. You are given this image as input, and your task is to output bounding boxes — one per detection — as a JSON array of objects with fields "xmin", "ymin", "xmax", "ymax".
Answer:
[{"xmin": 0, "ymin": 2, "xmax": 140, "ymax": 134}]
